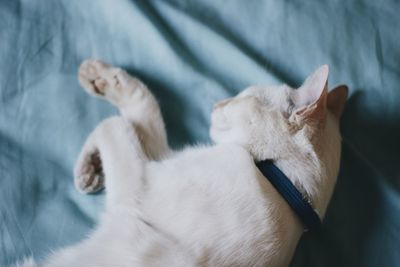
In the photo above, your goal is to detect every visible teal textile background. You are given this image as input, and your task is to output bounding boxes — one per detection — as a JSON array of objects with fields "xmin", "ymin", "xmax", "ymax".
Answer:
[{"xmin": 1, "ymin": 1, "xmax": 399, "ymax": 266}]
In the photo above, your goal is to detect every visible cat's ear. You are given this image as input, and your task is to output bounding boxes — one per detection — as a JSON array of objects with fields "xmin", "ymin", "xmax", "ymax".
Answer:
[
  {"xmin": 290, "ymin": 65, "xmax": 329, "ymax": 123},
  {"xmin": 327, "ymin": 85, "xmax": 348, "ymax": 119}
]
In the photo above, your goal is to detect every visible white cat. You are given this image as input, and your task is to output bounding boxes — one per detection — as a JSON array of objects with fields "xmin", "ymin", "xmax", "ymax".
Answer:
[{"xmin": 15, "ymin": 60, "xmax": 347, "ymax": 267}]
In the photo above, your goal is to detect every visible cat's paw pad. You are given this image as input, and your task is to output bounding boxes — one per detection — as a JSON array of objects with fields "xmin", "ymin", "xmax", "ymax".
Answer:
[
  {"xmin": 74, "ymin": 151, "xmax": 105, "ymax": 194},
  {"xmin": 78, "ymin": 59, "xmax": 113, "ymax": 97},
  {"xmin": 78, "ymin": 59, "xmax": 145, "ymax": 105}
]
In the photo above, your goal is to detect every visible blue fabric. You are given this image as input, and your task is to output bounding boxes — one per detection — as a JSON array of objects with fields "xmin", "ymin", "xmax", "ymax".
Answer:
[
  {"xmin": 1, "ymin": 1, "xmax": 399, "ymax": 266},
  {"xmin": 256, "ymin": 160, "xmax": 321, "ymax": 231}
]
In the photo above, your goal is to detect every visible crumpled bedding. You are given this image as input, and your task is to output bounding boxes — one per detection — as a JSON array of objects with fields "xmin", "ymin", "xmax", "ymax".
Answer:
[{"xmin": 1, "ymin": 1, "xmax": 399, "ymax": 266}]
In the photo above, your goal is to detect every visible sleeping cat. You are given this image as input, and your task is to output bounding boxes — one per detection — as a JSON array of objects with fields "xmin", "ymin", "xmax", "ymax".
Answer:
[{"xmin": 16, "ymin": 60, "xmax": 347, "ymax": 267}]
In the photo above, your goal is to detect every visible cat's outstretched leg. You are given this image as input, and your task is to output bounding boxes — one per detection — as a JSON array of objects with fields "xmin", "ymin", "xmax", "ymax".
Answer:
[
  {"xmin": 75, "ymin": 59, "xmax": 169, "ymax": 194},
  {"xmin": 78, "ymin": 59, "xmax": 169, "ymax": 160}
]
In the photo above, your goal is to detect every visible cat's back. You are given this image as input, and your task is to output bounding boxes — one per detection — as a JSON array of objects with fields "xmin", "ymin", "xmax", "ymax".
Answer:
[{"xmin": 142, "ymin": 144, "xmax": 297, "ymax": 266}]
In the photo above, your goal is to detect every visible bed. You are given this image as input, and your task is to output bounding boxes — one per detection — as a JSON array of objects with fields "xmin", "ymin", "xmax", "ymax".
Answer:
[{"xmin": 1, "ymin": 1, "xmax": 399, "ymax": 266}]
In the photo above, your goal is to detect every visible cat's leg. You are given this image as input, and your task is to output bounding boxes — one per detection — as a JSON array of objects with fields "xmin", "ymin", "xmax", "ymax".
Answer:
[
  {"xmin": 86, "ymin": 116, "xmax": 146, "ymax": 209},
  {"xmin": 78, "ymin": 59, "xmax": 170, "ymax": 160},
  {"xmin": 52, "ymin": 118, "xmax": 149, "ymax": 266},
  {"xmin": 74, "ymin": 116, "xmax": 145, "ymax": 204}
]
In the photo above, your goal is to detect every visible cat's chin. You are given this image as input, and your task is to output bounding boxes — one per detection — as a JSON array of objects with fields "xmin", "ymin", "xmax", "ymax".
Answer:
[
  {"xmin": 210, "ymin": 112, "xmax": 231, "ymax": 141},
  {"xmin": 211, "ymin": 107, "xmax": 231, "ymax": 127},
  {"xmin": 209, "ymin": 126, "xmax": 225, "ymax": 144}
]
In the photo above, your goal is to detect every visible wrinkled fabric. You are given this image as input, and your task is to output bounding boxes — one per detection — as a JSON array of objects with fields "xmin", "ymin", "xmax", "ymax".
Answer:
[{"xmin": 0, "ymin": 1, "xmax": 399, "ymax": 266}]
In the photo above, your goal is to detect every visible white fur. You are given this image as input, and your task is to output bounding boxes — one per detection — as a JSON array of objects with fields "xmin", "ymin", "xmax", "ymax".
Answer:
[{"xmin": 14, "ymin": 61, "xmax": 346, "ymax": 267}]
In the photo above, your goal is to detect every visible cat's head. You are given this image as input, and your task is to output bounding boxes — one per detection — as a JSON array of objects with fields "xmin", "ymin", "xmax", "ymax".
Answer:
[{"xmin": 210, "ymin": 65, "xmax": 348, "ymax": 162}]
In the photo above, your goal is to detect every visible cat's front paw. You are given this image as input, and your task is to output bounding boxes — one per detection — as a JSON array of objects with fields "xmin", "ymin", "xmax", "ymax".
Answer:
[
  {"xmin": 74, "ymin": 151, "xmax": 105, "ymax": 194},
  {"xmin": 78, "ymin": 59, "xmax": 112, "ymax": 97},
  {"xmin": 78, "ymin": 59, "xmax": 145, "ymax": 106}
]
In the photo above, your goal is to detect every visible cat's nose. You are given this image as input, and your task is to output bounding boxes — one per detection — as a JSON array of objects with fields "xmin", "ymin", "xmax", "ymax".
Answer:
[{"xmin": 213, "ymin": 99, "xmax": 230, "ymax": 110}]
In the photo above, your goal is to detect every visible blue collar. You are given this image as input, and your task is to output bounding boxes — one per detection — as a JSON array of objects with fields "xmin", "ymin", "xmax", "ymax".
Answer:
[{"xmin": 256, "ymin": 159, "xmax": 321, "ymax": 232}]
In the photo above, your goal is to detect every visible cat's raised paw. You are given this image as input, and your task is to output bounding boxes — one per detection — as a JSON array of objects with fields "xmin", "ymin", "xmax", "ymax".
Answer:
[
  {"xmin": 74, "ymin": 151, "xmax": 105, "ymax": 194},
  {"xmin": 78, "ymin": 59, "xmax": 145, "ymax": 106},
  {"xmin": 78, "ymin": 59, "xmax": 113, "ymax": 97}
]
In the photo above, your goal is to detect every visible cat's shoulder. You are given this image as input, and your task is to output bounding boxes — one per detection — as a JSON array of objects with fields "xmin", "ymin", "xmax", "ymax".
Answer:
[
  {"xmin": 175, "ymin": 143, "xmax": 252, "ymax": 162},
  {"xmin": 155, "ymin": 144, "xmax": 256, "ymax": 177}
]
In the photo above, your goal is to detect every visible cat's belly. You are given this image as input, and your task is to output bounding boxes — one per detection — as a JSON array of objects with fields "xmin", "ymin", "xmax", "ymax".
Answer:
[{"xmin": 141, "ymin": 144, "xmax": 303, "ymax": 266}]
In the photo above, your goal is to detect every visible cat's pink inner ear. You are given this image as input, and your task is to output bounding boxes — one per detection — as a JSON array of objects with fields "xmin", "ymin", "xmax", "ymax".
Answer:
[
  {"xmin": 295, "ymin": 87, "xmax": 328, "ymax": 121},
  {"xmin": 292, "ymin": 65, "xmax": 329, "ymax": 121},
  {"xmin": 327, "ymin": 85, "xmax": 348, "ymax": 119}
]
